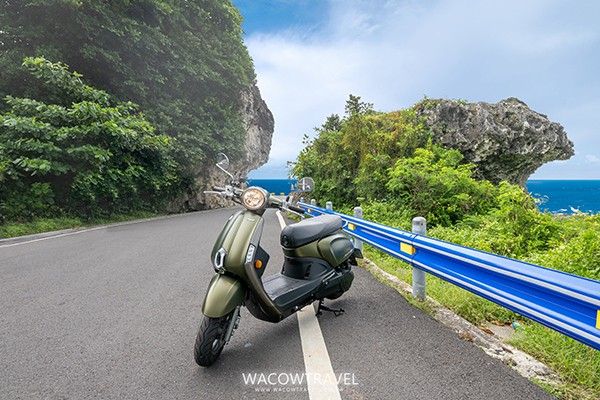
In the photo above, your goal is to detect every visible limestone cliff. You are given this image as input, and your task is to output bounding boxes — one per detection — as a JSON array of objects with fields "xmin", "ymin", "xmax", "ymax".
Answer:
[
  {"xmin": 237, "ymin": 85, "xmax": 274, "ymax": 173},
  {"xmin": 186, "ymin": 84, "xmax": 274, "ymax": 210},
  {"xmin": 415, "ymin": 98, "xmax": 574, "ymax": 186}
]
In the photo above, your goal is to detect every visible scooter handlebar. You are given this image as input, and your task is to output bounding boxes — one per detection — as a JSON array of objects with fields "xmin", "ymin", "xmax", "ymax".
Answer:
[{"xmin": 287, "ymin": 204, "xmax": 305, "ymax": 214}]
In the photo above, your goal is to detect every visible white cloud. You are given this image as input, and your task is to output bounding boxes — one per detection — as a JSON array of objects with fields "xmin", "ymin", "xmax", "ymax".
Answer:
[
  {"xmin": 247, "ymin": 0, "xmax": 600, "ymax": 178},
  {"xmin": 585, "ymin": 154, "xmax": 600, "ymax": 163}
]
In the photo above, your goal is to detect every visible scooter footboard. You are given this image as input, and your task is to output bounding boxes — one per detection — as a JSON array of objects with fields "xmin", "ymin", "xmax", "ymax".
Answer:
[{"xmin": 202, "ymin": 274, "xmax": 245, "ymax": 318}]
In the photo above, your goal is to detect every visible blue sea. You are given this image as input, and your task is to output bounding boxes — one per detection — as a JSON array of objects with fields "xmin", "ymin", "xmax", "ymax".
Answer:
[
  {"xmin": 526, "ymin": 180, "xmax": 600, "ymax": 214},
  {"xmin": 247, "ymin": 179, "xmax": 297, "ymax": 195},
  {"xmin": 248, "ymin": 179, "xmax": 600, "ymax": 215}
]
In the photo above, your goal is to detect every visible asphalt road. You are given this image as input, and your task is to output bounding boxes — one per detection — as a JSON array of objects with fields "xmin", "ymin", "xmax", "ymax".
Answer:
[{"xmin": 0, "ymin": 208, "xmax": 553, "ymax": 399}]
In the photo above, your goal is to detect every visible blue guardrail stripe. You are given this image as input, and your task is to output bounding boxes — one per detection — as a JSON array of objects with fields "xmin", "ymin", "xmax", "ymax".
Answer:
[{"xmin": 299, "ymin": 202, "xmax": 600, "ymax": 350}]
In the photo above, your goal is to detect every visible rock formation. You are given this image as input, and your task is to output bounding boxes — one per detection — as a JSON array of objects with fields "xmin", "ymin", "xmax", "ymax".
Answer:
[
  {"xmin": 187, "ymin": 84, "xmax": 274, "ymax": 210},
  {"xmin": 236, "ymin": 85, "xmax": 274, "ymax": 174},
  {"xmin": 415, "ymin": 98, "xmax": 574, "ymax": 186}
]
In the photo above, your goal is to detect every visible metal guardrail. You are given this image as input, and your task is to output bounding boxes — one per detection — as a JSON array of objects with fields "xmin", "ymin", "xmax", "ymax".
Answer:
[{"xmin": 298, "ymin": 201, "xmax": 600, "ymax": 350}]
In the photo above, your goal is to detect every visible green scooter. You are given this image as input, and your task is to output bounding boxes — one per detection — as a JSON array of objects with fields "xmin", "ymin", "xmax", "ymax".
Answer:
[{"xmin": 194, "ymin": 154, "xmax": 360, "ymax": 367}]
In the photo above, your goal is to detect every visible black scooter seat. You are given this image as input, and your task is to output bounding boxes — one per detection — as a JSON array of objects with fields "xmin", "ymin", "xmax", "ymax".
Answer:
[{"xmin": 280, "ymin": 214, "xmax": 343, "ymax": 248}]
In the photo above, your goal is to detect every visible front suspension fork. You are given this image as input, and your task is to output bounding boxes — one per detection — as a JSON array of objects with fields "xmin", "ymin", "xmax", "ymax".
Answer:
[{"xmin": 224, "ymin": 306, "xmax": 241, "ymax": 344}]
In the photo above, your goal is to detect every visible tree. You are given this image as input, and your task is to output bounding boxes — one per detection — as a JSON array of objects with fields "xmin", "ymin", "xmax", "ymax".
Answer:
[
  {"xmin": 0, "ymin": 0, "xmax": 255, "ymax": 183},
  {"xmin": 319, "ymin": 114, "xmax": 342, "ymax": 132},
  {"xmin": 0, "ymin": 57, "xmax": 176, "ymax": 221},
  {"xmin": 344, "ymin": 94, "xmax": 373, "ymax": 116}
]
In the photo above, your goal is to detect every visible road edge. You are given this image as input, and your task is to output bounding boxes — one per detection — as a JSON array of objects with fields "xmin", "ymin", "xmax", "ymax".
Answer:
[
  {"xmin": 0, "ymin": 208, "xmax": 237, "ymax": 248},
  {"xmin": 359, "ymin": 257, "xmax": 563, "ymax": 389}
]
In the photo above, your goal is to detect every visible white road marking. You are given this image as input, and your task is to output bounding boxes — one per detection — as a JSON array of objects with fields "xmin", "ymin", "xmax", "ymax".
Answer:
[
  {"xmin": 275, "ymin": 210, "xmax": 288, "ymax": 232},
  {"xmin": 0, "ymin": 211, "xmax": 212, "ymax": 249},
  {"xmin": 275, "ymin": 211, "xmax": 342, "ymax": 400},
  {"xmin": 0, "ymin": 225, "xmax": 108, "ymax": 249}
]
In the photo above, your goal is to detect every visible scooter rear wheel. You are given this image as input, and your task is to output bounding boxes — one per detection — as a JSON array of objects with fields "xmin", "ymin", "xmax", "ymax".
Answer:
[{"xmin": 193, "ymin": 312, "xmax": 232, "ymax": 367}]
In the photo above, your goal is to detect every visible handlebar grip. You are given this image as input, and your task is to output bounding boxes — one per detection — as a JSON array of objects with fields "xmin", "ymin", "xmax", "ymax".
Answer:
[
  {"xmin": 212, "ymin": 186, "xmax": 225, "ymax": 191},
  {"xmin": 288, "ymin": 204, "xmax": 305, "ymax": 214}
]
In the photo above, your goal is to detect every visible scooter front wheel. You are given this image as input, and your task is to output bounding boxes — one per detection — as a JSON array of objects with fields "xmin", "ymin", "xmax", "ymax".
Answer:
[{"xmin": 193, "ymin": 312, "xmax": 232, "ymax": 367}]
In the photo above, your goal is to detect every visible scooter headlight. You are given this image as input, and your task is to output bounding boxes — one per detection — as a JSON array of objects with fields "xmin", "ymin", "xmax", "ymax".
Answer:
[{"xmin": 241, "ymin": 187, "xmax": 266, "ymax": 210}]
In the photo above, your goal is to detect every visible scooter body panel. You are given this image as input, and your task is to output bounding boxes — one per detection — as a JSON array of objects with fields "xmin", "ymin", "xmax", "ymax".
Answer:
[
  {"xmin": 317, "ymin": 233, "xmax": 355, "ymax": 267},
  {"xmin": 211, "ymin": 210, "xmax": 264, "ymax": 280},
  {"xmin": 205, "ymin": 209, "xmax": 356, "ymax": 323},
  {"xmin": 282, "ymin": 240, "xmax": 321, "ymax": 259},
  {"xmin": 282, "ymin": 232, "xmax": 354, "ymax": 268},
  {"xmin": 202, "ymin": 273, "xmax": 245, "ymax": 318},
  {"xmin": 205, "ymin": 209, "xmax": 283, "ymax": 321}
]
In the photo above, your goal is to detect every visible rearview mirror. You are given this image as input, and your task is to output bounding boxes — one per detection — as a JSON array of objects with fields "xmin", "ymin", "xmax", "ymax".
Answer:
[
  {"xmin": 298, "ymin": 177, "xmax": 314, "ymax": 192},
  {"xmin": 216, "ymin": 153, "xmax": 230, "ymax": 170},
  {"xmin": 216, "ymin": 153, "xmax": 234, "ymax": 181}
]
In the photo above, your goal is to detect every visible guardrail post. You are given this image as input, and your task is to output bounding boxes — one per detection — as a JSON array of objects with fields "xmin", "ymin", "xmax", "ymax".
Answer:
[
  {"xmin": 326, "ymin": 201, "xmax": 333, "ymax": 211},
  {"xmin": 310, "ymin": 199, "xmax": 316, "ymax": 206},
  {"xmin": 411, "ymin": 217, "xmax": 427, "ymax": 301},
  {"xmin": 353, "ymin": 206, "xmax": 363, "ymax": 252}
]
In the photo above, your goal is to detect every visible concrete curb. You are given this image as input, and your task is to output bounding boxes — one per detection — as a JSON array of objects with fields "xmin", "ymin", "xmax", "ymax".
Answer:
[{"xmin": 360, "ymin": 257, "xmax": 562, "ymax": 387}]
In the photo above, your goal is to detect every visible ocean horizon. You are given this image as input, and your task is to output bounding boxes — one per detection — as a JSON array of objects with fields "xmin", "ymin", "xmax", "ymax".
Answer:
[{"xmin": 247, "ymin": 178, "xmax": 600, "ymax": 215}]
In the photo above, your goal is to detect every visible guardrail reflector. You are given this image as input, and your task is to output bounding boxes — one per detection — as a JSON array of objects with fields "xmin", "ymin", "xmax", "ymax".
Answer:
[
  {"xmin": 400, "ymin": 242, "xmax": 415, "ymax": 255},
  {"xmin": 597, "ymin": 310, "xmax": 600, "ymax": 330},
  {"xmin": 348, "ymin": 223, "xmax": 356, "ymax": 231}
]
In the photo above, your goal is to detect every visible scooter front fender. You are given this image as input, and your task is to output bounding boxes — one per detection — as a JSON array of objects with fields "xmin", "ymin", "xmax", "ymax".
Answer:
[{"xmin": 201, "ymin": 274, "xmax": 245, "ymax": 318}]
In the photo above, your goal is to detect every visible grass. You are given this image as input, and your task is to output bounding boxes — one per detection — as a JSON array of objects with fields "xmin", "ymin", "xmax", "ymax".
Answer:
[
  {"xmin": 0, "ymin": 211, "xmax": 160, "ymax": 239},
  {"xmin": 364, "ymin": 246, "xmax": 600, "ymax": 400},
  {"xmin": 511, "ymin": 324, "xmax": 600, "ymax": 400}
]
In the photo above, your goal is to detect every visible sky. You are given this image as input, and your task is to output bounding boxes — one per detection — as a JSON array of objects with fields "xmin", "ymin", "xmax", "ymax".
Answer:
[{"xmin": 233, "ymin": 0, "xmax": 600, "ymax": 179}]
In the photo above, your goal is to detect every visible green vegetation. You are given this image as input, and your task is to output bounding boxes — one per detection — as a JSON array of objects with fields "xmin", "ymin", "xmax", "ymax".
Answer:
[
  {"xmin": 0, "ymin": 216, "xmax": 83, "ymax": 238},
  {"xmin": 0, "ymin": 211, "xmax": 157, "ymax": 239},
  {"xmin": 0, "ymin": 0, "xmax": 254, "ymax": 179},
  {"xmin": 293, "ymin": 95, "xmax": 600, "ymax": 398},
  {"xmin": 0, "ymin": 1, "xmax": 257, "ymax": 233},
  {"xmin": 510, "ymin": 323, "xmax": 600, "ymax": 400},
  {"xmin": 1, "ymin": 58, "xmax": 176, "ymax": 225}
]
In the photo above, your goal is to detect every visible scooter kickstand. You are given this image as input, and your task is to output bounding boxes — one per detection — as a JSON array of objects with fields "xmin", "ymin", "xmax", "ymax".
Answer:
[{"xmin": 316, "ymin": 299, "xmax": 345, "ymax": 317}]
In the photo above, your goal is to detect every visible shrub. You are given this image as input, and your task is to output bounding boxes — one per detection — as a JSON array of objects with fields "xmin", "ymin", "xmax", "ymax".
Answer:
[
  {"xmin": 386, "ymin": 145, "xmax": 499, "ymax": 226},
  {"xmin": 0, "ymin": 0, "xmax": 254, "ymax": 178},
  {"xmin": 0, "ymin": 57, "xmax": 176, "ymax": 221},
  {"xmin": 293, "ymin": 96, "xmax": 431, "ymax": 205}
]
